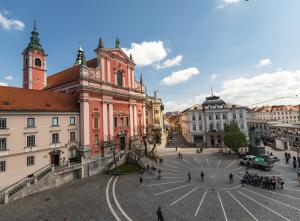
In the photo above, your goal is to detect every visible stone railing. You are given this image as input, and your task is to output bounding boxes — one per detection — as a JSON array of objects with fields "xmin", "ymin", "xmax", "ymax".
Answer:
[{"xmin": 0, "ymin": 164, "xmax": 53, "ymax": 204}]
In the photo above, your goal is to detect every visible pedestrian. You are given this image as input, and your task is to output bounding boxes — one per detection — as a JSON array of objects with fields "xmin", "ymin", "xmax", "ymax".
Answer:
[
  {"xmin": 175, "ymin": 146, "xmax": 177, "ymax": 152},
  {"xmin": 293, "ymin": 160, "xmax": 297, "ymax": 169},
  {"xmin": 158, "ymin": 169, "xmax": 161, "ymax": 179},
  {"xmin": 178, "ymin": 152, "xmax": 181, "ymax": 159},
  {"xmin": 280, "ymin": 179, "xmax": 285, "ymax": 189},
  {"xmin": 286, "ymin": 157, "xmax": 289, "ymax": 165},
  {"xmin": 188, "ymin": 172, "xmax": 191, "ymax": 183},
  {"xmin": 200, "ymin": 171, "xmax": 204, "ymax": 181},
  {"xmin": 181, "ymin": 153, "xmax": 183, "ymax": 159},
  {"xmin": 229, "ymin": 173, "xmax": 233, "ymax": 183},
  {"xmin": 139, "ymin": 175, "xmax": 143, "ymax": 187},
  {"xmin": 200, "ymin": 147, "xmax": 203, "ymax": 153},
  {"xmin": 157, "ymin": 206, "xmax": 164, "ymax": 221}
]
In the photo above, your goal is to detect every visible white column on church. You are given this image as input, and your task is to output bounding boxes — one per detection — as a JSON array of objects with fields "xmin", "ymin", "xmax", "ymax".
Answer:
[
  {"xmin": 102, "ymin": 102, "xmax": 108, "ymax": 141},
  {"xmin": 80, "ymin": 100, "xmax": 90, "ymax": 146},
  {"xmin": 107, "ymin": 59, "xmax": 111, "ymax": 82},
  {"xmin": 143, "ymin": 105, "xmax": 146, "ymax": 133},
  {"xmin": 130, "ymin": 105, "xmax": 134, "ymax": 137},
  {"xmin": 128, "ymin": 67, "xmax": 131, "ymax": 88},
  {"xmin": 134, "ymin": 105, "xmax": 138, "ymax": 136},
  {"xmin": 109, "ymin": 103, "xmax": 114, "ymax": 139},
  {"xmin": 101, "ymin": 58, "xmax": 105, "ymax": 81}
]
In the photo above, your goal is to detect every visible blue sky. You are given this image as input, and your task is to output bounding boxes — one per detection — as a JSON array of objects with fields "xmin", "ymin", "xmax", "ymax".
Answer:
[{"xmin": 1, "ymin": 0, "xmax": 300, "ymax": 111}]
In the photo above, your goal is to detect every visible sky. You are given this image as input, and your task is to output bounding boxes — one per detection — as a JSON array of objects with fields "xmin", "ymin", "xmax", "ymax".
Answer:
[{"xmin": 1, "ymin": 0, "xmax": 300, "ymax": 112}]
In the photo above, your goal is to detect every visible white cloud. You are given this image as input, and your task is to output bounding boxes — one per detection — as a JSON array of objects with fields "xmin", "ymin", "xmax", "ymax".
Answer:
[
  {"xmin": 0, "ymin": 12, "xmax": 25, "ymax": 31},
  {"xmin": 0, "ymin": 82, "xmax": 8, "ymax": 86},
  {"xmin": 256, "ymin": 58, "xmax": 272, "ymax": 68},
  {"xmin": 156, "ymin": 55, "xmax": 183, "ymax": 69},
  {"xmin": 161, "ymin": 67, "xmax": 200, "ymax": 86},
  {"xmin": 216, "ymin": 5, "xmax": 225, "ymax": 9},
  {"xmin": 211, "ymin": 74, "xmax": 217, "ymax": 81},
  {"xmin": 222, "ymin": 0, "xmax": 241, "ymax": 4},
  {"xmin": 164, "ymin": 101, "xmax": 190, "ymax": 112},
  {"xmin": 195, "ymin": 69, "xmax": 300, "ymax": 107},
  {"xmin": 4, "ymin": 75, "xmax": 13, "ymax": 81},
  {"xmin": 123, "ymin": 41, "xmax": 167, "ymax": 67}
]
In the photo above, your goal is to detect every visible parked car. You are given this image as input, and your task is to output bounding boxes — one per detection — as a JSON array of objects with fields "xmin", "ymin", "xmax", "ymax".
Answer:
[
  {"xmin": 240, "ymin": 155, "xmax": 273, "ymax": 170},
  {"xmin": 258, "ymin": 154, "xmax": 280, "ymax": 163}
]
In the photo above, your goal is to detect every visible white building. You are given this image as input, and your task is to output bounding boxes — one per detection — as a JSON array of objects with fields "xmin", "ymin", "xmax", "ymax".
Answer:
[
  {"xmin": 180, "ymin": 95, "xmax": 248, "ymax": 147},
  {"xmin": 248, "ymin": 105, "xmax": 299, "ymax": 124}
]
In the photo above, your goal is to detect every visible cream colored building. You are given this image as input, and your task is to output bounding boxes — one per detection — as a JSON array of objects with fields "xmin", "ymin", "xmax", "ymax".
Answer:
[
  {"xmin": 146, "ymin": 94, "xmax": 164, "ymax": 134},
  {"xmin": 248, "ymin": 105, "xmax": 300, "ymax": 124},
  {"xmin": 0, "ymin": 87, "xmax": 80, "ymax": 190}
]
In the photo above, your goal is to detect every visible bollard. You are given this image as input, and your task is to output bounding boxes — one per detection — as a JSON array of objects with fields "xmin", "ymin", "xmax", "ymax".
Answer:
[{"xmin": 4, "ymin": 191, "xmax": 9, "ymax": 204}]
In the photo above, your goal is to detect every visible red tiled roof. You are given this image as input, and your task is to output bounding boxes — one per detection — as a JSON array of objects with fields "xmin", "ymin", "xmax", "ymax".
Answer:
[
  {"xmin": 45, "ymin": 58, "xmax": 97, "ymax": 89},
  {"xmin": 0, "ymin": 86, "xmax": 79, "ymax": 112}
]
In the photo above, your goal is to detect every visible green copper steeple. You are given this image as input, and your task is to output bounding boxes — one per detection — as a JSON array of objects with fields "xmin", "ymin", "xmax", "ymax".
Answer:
[
  {"xmin": 26, "ymin": 20, "xmax": 44, "ymax": 53},
  {"xmin": 115, "ymin": 37, "xmax": 120, "ymax": 48},
  {"xmin": 74, "ymin": 44, "xmax": 85, "ymax": 65}
]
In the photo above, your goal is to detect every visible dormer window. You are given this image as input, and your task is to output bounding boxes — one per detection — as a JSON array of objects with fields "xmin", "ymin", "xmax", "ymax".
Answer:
[
  {"xmin": 117, "ymin": 71, "xmax": 123, "ymax": 87},
  {"xmin": 35, "ymin": 58, "xmax": 42, "ymax": 67}
]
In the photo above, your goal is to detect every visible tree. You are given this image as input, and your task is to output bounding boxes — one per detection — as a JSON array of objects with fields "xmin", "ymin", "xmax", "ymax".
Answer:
[{"xmin": 224, "ymin": 121, "xmax": 247, "ymax": 155}]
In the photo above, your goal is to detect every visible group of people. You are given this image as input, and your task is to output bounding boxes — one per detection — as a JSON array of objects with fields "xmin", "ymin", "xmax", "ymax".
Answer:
[
  {"xmin": 284, "ymin": 152, "xmax": 300, "ymax": 168},
  {"xmin": 241, "ymin": 170, "xmax": 284, "ymax": 189},
  {"xmin": 178, "ymin": 152, "xmax": 183, "ymax": 159}
]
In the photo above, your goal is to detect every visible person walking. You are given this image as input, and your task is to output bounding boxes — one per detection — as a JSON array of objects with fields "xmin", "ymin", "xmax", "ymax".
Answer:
[
  {"xmin": 175, "ymin": 146, "xmax": 178, "ymax": 152},
  {"xmin": 139, "ymin": 175, "xmax": 143, "ymax": 187},
  {"xmin": 181, "ymin": 153, "xmax": 183, "ymax": 159},
  {"xmin": 178, "ymin": 152, "xmax": 181, "ymax": 159},
  {"xmin": 200, "ymin": 171, "xmax": 204, "ymax": 181},
  {"xmin": 188, "ymin": 172, "xmax": 191, "ymax": 183},
  {"xmin": 229, "ymin": 173, "xmax": 233, "ymax": 183},
  {"xmin": 157, "ymin": 206, "xmax": 164, "ymax": 221},
  {"xmin": 158, "ymin": 169, "xmax": 161, "ymax": 179}
]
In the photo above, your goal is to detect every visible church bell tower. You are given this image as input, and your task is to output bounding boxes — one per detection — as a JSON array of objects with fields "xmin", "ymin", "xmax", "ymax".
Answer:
[{"xmin": 23, "ymin": 20, "xmax": 47, "ymax": 90}]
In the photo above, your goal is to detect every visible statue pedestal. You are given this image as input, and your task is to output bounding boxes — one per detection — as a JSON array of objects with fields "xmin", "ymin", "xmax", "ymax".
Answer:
[{"xmin": 249, "ymin": 145, "xmax": 265, "ymax": 155}]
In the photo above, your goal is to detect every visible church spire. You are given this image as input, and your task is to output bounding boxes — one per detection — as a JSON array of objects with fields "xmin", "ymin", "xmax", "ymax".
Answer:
[
  {"xmin": 26, "ymin": 20, "xmax": 44, "ymax": 53},
  {"xmin": 140, "ymin": 73, "xmax": 143, "ymax": 84},
  {"xmin": 74, "ymin": 44, "xmax": 85, "ymax": 66},
  {"xmin": 115, "ymin": 37, "xmax": 120, "ymax": 48},
  {"xmin": 98, "ymin": 37, "xmax": 104, "ymax": 49}
]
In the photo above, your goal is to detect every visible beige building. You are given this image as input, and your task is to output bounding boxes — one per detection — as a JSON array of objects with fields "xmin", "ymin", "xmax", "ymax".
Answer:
[
  {"xmin": 146, "ymin": 94, "xmax": 164, "ymax": 135},
  {"xmin": 248, "ymin": 105, "xmax": 300, "ymax": 124},
  {"xmin": 0, "ymin": 87, "xmax": 80, "ymax": 190}
]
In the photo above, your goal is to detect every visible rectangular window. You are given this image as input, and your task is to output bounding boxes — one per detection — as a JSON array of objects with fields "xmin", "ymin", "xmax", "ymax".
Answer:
[
  {"xmin": 52, "ymin": 133, "xmax": 59, "ymax": 144},
  {"xmin": 114, "ymin": 117, "xmax": 118, "ymax": 128},
  {"xmin": 27, "ymin": 118, "xmax": 35, "ymax": 128},
  {"xmin": 27, "ymin": 156, "xmax": 35, "ymax": 166},
  {"xmin": 0, "ymin": 118, "xmax": 7, "ymax": 129},
  {"xmin": 70, "ymin": 131, "xmax": 76, "ymax": 141},
  {"xmin": 233, "ymin": 114, "xmax": 236, "ymax": 119},
  {"xmin": 209, "ymin": 114, "xmax": 212, "ymax": 120},
  {"xmin": 216, "ymin": 123, "xmax": 220, "ymax": 130},
  {"xmin": 27, "ymin": 135, "xmax": 35, "ymax": 147},
  {"xmin": 126, "ymin": 117, "xmax": 129, "ymax": 126},
  {"xmin": 192, "ymin": 114, "xmax": 195, "ymax": 121},
  {"xmin": 239, "ymin": 113, "xmax": 243, "ymax": 119},
  {"xmin": 193, "ymin": 125, "xmax": 196, "ymax": 131},
  {"xmin": 0, "ymin": 138, "xmax": 6, "ymax": 151},
  {"xmin": 52, "ymin": 117, "xmax": 59, "ymax": 126},
  {"xmin": 0, "ymin": 161, "xmax": 5, "ymax": 172},
  {"xmin": 94, "ymin": 116, "xmax": 98, "ymax": 129},
  {"xmin": 198, "ymin": 115, "xmax": 202, "ymax": 121},
  {"xmin": 70, "ymin": 117, "xmax": 76, "ymax": 125},
  {"xmin": 223, "ymin": 114, "xmax": 227, "ymax": 120},
  {"xmin": 210, "ymin": 124, "xmax": 214, "ymax": 130},
  {"xmin": 120, "ymin": 117, "xmax": 124, "ymax": 127},
  {"xmin": 216, "ymin": 114, "xmax": 219, "ymax": 120},
  {"xmin": 199, "ymin": 124, "xmax": 202, "ymax": 131},
  {"xmin": 94, "ymin": 134, "xmax": 99, "ymax": 145}
]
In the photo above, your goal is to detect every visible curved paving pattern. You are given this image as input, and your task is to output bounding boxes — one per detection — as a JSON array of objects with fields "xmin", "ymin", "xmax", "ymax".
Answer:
[{"xmin": 112, "ymin": 153, "xmax": 300, "ymax": 221}]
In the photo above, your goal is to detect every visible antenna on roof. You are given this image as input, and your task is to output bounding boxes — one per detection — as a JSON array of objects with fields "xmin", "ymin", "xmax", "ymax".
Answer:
[{"xmin": 211, "ymin": 86, "xmax": 214, "ymax": 96}]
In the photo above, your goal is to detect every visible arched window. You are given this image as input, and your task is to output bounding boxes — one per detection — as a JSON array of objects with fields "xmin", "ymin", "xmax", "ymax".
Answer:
[
  {"xmin": 117, "ymin": 71, "xmax": 123, "ymax": 87},
  {"xmin": 35, "ymin": 58, "xmax": 42, "ymax": 67}
]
